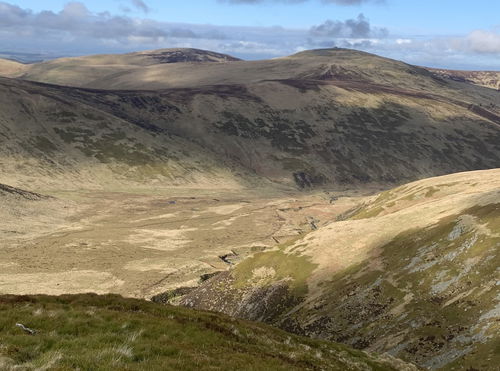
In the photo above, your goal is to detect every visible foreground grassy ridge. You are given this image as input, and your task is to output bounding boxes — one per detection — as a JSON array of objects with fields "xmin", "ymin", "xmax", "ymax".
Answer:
[{"xmin": 0, "ymin": 294, "xmax": 407, "ymax": 371}]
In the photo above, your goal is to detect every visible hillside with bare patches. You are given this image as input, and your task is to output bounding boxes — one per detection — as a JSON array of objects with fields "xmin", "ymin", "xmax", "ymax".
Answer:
[
  {"xmin": 181, "ymin": 169, "xmax": 500, "ymax": 370},
  {"xmin": 1, "ymin": 49, "xmax": 499, "ymax": 191},
  {"xmin": 426, "ymin": 68, "xmax": 500, "ymax": 90}
]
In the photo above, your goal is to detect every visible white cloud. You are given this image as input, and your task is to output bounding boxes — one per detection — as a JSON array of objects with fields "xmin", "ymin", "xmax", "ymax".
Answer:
[
  {"xmin": 396, "ymin": 38, "xmax": 411, "ymax": 45},
  {"xmin": 466, "ymin": 30, "xmax": 500, "ymax": 54}
]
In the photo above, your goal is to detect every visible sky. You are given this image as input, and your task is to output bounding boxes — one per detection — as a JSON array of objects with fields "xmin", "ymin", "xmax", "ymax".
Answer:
[{"xmin": 1, "ymin": 0, "xmax": 500, "ymax": 70}]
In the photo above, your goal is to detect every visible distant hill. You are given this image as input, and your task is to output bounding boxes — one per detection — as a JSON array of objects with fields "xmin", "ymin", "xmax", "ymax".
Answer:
[
  {"xmin": 0, "ymin": 58, "xmax": 27, "ymax": 76},
  {"xmin": 0, "ymin": 48, "xmax": 241, "ymax": 88},
  {"xmin": 0, "ymin": 48, "xmax": 499, "ymax": 190},
  {"xmin": 426, "ymin": 67, "xmax": 500, "ymax": 90}
]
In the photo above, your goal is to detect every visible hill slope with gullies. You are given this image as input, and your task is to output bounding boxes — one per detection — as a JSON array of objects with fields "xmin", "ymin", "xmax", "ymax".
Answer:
[
  {"xmin": 181, "ymin": 169, "xmax": 500, "ymax": 370},
  {"xmin": 0, "ymin": 77, "xmax": 259, "ymax": 191},
  {"xmin": 1, "ymin": 48, "xmax": 499, "ymax": 190}
]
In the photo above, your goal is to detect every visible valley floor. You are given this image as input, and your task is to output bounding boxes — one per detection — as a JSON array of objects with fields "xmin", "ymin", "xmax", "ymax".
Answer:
[{"xmin": 0, "ymin": 187, "xmax": 361, "ymax": 300}]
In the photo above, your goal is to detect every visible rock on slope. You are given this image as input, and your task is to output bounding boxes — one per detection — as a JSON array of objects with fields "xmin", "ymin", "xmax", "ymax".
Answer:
[
  {"xmin": 181, "ymin": 169, "xmax": 500, "ymax": 370},
  {"xmin": 0, "ymin": 294, "xmax": 416, "ymax": 371}
]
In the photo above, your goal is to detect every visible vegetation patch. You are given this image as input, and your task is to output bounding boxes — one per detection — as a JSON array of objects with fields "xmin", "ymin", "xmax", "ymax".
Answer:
[
  {"xmin": 0, "ymin": 294, "xmax": 404, "ymax": 371},
  {"xmin": 213, "ymin": 111, "xmax": 316, "ymax": 155},
  {"xmin": 349, "ymin": 190, "xmax": 395, "ymax": 219},
  {"xmin": 233, "ymin": 239, "xmax": 317, "ymax": 298}
]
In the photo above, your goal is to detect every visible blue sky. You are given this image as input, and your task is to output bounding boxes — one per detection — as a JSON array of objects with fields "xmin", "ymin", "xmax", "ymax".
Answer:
[{"xmin": 1, "ymin": 0, "xmax": 500, "ymax": 69}]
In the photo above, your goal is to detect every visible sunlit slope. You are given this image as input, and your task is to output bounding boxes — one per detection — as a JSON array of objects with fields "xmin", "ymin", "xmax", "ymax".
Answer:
[
  {"xmin": 0, "ymin": 58, "xmax": 27, "ymax": 76},
  {"xmin": 181, "ymin": 169, "xmax": 500, "ymax": 370},
  {"xmin": 0, "ymin": 294, "xmax": 416, "ymax": 371},
  {"xmin": 1, "ymin": 48, "xmax": 497, "ymax": 108},
  {"xmin": 0, "ymin": 48, "xmax": 240, "ymax": 87},
  {"xmin": 426, "ymin": 67, "xmax": 500, "ymax": 90}
]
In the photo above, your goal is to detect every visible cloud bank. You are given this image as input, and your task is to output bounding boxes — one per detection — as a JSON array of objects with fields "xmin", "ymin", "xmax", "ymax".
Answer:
[{"xmin": 0, "ymin": 1, "xmax": 498, "ymax": 69}]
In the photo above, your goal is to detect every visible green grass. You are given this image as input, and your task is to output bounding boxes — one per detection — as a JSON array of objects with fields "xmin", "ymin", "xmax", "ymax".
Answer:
[
  {"xmin": 233, "ymin": 238, "xmax": 317, "ymax": 298},
  {"xmin": 0, "ymin": 294, "xmax": 401, "ymax": 371}
]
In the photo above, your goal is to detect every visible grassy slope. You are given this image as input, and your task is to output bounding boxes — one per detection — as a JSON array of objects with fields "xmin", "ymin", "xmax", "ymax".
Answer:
[
  {"xmin": 0, "ymin": 58, "xmax": 26, "ymax": 76},
  {"xmin": 0, "ymin": 77, "xmax": 259, "ymax": 192},
  {"xmin": 1, "ymin": 48, "xmax": 499, "ymax": 190},
  {"xmin": 181, "ymin": 169, "xmax": 500, "ymax": 370},
  {"xmin": 0, "ymin": 294, "xmax": 412, "ymax": 371}
]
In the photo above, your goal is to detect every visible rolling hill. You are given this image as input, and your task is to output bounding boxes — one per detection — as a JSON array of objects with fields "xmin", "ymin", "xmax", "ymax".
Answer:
[
  {"xmin": 426, "ymin": 68, "xmax": 500, "ymax": 90},
  {"xmin": 0, "ymin": 48, "xmax": 499, "ymax": 190},
  {"xmin": 0, "ymin": 48, "xmax": 240, "ymax": 88}
]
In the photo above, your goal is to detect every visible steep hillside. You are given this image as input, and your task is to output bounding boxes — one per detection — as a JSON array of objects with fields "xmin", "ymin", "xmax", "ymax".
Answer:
[
  {"xmin": 0, "ymin": 77, "xmax": 258, "ymax": 191},
  {"xmin": 0, "ymin": 294, "xmax": 415, "ymax": 371},
  {"xmin": 1, "ymin": 48, "xmax": 499, "ymax": 190},
  {"xmin": 2, "ymin": 68, "xmax": 499, "ymax": 190},
  {"xmin": 181, "ymin": 169, "xmax": 500, "ymax": 370},
  {"xmin": 426, "ymin": 68, "xmax": 500, "ymax": 90}
]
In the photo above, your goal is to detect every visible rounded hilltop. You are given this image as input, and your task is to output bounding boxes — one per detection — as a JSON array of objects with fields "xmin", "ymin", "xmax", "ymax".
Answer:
[
  {"xmin": 134, "ymin": 48, "xmax": 242, "ymax": 64},
  {"xmin": 287, "ymin": 47, "xmax": 376, "ymax": 59}
]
